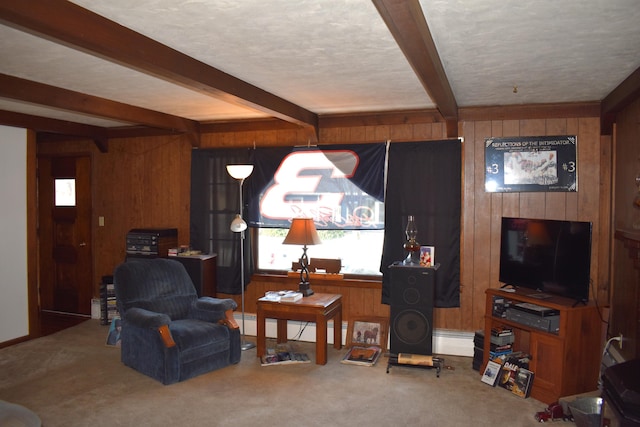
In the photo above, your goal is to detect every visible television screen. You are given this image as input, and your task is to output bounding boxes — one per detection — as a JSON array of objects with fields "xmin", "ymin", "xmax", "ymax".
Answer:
[{"xmin": 499, "ymin": 217, "xmax": 592, "ymax": 302}]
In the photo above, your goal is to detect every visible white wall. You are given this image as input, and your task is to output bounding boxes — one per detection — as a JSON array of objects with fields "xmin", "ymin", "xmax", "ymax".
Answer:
[{"xmin": 0, "ymin": 125, "xmax": 29, "ymax": 342}]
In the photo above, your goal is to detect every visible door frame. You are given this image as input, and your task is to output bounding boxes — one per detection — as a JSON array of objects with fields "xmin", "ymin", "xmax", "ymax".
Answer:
[
  {"xmin": 35, "ymin": 151, "xmax": 94, "ymax": 327},
  {"xmin": 26, "ymin": 133, "xmax": 38, "ymax": 338}
]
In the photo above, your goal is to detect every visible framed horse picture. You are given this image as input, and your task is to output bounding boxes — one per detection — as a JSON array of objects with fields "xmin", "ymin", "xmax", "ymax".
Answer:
[{"xmin": 346, "ymin": 316, "xmax": 389, "ymax": 351}]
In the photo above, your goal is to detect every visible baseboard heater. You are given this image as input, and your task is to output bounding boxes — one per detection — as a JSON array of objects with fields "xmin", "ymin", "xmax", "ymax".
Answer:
[{"xmin": 234, "ymin": 313, "xmax": 475, "ymax": 357}]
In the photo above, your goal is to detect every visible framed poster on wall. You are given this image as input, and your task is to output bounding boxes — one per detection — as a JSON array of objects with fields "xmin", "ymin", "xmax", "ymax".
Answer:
[{"xmin": 484, "ymin": 135, "xmax": 577, "ymax": 193}]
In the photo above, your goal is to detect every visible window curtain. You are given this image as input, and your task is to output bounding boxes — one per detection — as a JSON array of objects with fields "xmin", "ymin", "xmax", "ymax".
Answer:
[
  {"xmin": 190, "ymin": 143, "xmax": 384, "ymax": 293},
  {"xmin": 380, "ymin": 140, "xmax": 461, "ymax": 308},
  {"xmin": 246, "ymin": 143, "xmax": 386, "ymax": 229},
  {"xmin": 190, "ymin": 148, "xmax": 253, "ymax": 294}
]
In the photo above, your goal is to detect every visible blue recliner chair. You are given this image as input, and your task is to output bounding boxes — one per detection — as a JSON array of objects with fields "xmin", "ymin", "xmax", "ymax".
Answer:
[{"xmin": 113, "ymin": 258, "xmax": 241, "ymax": 384}]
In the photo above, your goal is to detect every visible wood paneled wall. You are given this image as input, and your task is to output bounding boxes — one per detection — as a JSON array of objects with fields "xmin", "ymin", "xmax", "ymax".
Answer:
[
  {"xmin": 37, "ymin": 135, "xmax": 193, "ymax": 287},
  {"xmin": 610, "ymin": 96, "xmax": 640, "ymax": 359},
  {"xmin": 461, "ymin": 117, "xmax": 610, "ymax": 334},
  {"xmin": 37, "ymin": 108, "xmax": 610, "ymax": 334}
]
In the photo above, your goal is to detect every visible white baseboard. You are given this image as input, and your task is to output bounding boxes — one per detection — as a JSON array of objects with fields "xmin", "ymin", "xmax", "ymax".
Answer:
[{"xmin": 234, "ymin": 313, "xmax": 475, "ymax": 357}]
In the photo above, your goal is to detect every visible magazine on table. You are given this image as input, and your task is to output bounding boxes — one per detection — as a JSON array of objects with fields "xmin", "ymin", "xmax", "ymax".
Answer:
[{"xmin": 262, "ymin": 290, "xmax": 303, "ymax": 302}]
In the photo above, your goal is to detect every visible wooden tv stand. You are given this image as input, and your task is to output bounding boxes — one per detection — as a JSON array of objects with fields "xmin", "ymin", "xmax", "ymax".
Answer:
[{"xmin": 483, "ymin": 288, "xmax": 602, "ymax": 404}]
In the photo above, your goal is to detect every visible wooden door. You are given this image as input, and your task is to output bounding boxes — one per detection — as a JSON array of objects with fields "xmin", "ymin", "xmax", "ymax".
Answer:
[
  {"xmin": 529, "ymin": 331, "xmax": 564, "ymax": 403},
  {"xmin": 38, "ymin": 155, "xmax": 92, "ymax": 315}
]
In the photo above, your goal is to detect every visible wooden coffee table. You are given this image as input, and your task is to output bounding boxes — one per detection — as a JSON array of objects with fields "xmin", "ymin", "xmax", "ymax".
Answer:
[{"xmin": 256, "ymin": 293, "xmax": 342, "ymax": 365}]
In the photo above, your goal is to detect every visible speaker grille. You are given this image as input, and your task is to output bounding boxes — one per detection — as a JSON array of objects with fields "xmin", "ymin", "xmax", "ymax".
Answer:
[
  {"xmin": 402, "ymin": 287, "xmax": 421, "ymax": 305},
  {"xmin": 388, "ymin": 265, "xmax": 435, "ymax": 355},
  {"xmin": 392, "ymin": 309, "xmax": 430, "ymax": 345}
]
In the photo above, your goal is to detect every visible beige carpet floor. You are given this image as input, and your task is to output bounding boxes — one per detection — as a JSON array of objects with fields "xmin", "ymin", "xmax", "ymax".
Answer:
[{"xmin": 0, "ymin": 320, "xmax": 559, "ymax": 426}]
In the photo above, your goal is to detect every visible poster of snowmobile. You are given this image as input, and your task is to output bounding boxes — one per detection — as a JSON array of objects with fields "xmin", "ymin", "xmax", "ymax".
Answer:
[{"xmin": 484, "ymin": 135, "xmax": 577, "ymax": 193}]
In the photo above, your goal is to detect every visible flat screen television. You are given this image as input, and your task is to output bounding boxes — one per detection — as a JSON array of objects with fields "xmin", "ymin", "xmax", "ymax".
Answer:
[{"xmin": 499, "ymin": 217, "xmax": 592, "ymax": 303}]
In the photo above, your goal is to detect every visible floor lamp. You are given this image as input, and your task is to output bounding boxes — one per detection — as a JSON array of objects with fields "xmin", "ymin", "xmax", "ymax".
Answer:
[{"xmin": 226, "ymin": 164, "xmax": 255, "ymax": 351}]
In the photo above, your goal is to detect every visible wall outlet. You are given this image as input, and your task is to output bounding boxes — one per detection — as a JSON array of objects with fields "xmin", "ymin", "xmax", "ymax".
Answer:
[{"xmin": 618, "ymin": 333, "xmax": 623, "ymax": 350}]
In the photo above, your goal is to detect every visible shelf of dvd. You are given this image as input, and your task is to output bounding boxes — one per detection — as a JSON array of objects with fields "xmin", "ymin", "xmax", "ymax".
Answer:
[
  {"xmin": 100, "ymin": 275, "xmax": 119, "ymax": 325},
  {"xmin": 483, "ymin": 287, "xmax": 601, "ymax": 404}
]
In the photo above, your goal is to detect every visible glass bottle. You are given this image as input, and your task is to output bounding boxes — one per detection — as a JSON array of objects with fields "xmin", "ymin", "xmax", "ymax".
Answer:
[{"xmin": 403, "ymin": 215, "xmax": 420, "ymax": 265}]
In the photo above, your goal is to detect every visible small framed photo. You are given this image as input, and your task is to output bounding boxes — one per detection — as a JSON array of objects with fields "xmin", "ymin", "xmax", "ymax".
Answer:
[
  {"xmin": 420, "ymin": 246, "xmax": 435, "ymax": 267},
  {"xmin": 346, "ymin": 317, "xmax": 388, "ymax": 351},
  {"xmin": 481, "ymin": 360, "xmax": 502, "ymax": 386}
]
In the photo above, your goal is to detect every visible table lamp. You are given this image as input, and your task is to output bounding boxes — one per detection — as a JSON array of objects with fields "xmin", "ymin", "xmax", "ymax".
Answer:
[{"xmin": 283, "ymin": 217, "xmax": 322, "ymax": 297}]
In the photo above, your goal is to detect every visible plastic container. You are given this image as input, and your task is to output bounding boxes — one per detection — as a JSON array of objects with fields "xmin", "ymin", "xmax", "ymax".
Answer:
[{"xmin": 568, "ymin": 396, "xmax": 602, "ymax": 427}]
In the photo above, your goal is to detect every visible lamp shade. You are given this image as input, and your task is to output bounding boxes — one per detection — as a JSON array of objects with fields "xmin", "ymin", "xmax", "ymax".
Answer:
[
  {"xmin": 226, "ymin": 164, "xmax": 253, "ymax": 180},
  {"xmin": 283, "ymin": 218, "xmax": 322, "ymax": 246},
  {"xmin": 230, "ymin": 214, "xmax": 247, "ymax": 233}
]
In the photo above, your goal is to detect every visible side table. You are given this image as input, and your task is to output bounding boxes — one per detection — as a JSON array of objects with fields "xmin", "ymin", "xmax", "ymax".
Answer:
[
  {"xmin": 170, "ymin": 254, "xmax": 217, "ymax": 297},
  {"xmin": 256, "ymin": 293, "xmax": 342, "ymax": 365}
]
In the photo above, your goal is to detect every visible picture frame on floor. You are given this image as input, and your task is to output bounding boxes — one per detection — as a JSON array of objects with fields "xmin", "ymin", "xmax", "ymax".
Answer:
[
  {"xmin": 481, "ymin": 360, "xmax": 502, "ymax": 386},
  {"xmin": 346, "ymin": 316, "xmax": 388, "ymax": 351},
  {"xmin": 105, "ymin": 317, "xmax": 122, "ymax": 347}
]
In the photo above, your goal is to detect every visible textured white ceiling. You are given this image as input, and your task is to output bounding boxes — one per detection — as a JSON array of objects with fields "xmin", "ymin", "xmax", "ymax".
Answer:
[
  {"xmin": 1, "ymin": 0, "xmax": 639, "ymax": 127},
  {"xmin": 68, "ymin": 0, "xmax": 433, "ymax": 115},
  {"xmin": 421, "ymin": 0, "xmax": 640, "ymax": 106}
]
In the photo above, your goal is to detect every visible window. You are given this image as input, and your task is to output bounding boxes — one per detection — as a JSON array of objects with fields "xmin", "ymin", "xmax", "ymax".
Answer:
[
  {"xmin": 55, "ymin": 178, "xmax": 76, "ymax": 206},
  {"xmin": 257, "ymin": 222, "xmax": 384, "ymax": 276},
  {"xmin": 190, "ymin": 140, "xmax": 461, "ymax": 303},
  {"xmin": 250, "ymin": 147, "xmax": 386, "ymax": 277},
  {"xmin": 189, "ymin": 144, "xmax": 388, "ymax": 294}
]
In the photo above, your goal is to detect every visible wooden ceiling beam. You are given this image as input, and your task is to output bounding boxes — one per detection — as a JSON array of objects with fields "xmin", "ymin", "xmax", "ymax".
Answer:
[
  {"xmin": 0, "ymin": 109, "xmax": 109, "ymax": 152},
  {"xmin": 319, "ymin": 108, "xmax": 442, "ymax": 128},
  {"xmin": 0, "ymin": 73, "xmax": 201, "ymax": 147},
  {"xmin": 0, "ymin": 0, "xmax": 318, "ymax": 140},
  {"xmin": 373, "ymin": 0, "xmax": 458, "ymax": 138},
  {"xmin": 601, "ymin": 65, "xmax": 640, "ymax": 135}
]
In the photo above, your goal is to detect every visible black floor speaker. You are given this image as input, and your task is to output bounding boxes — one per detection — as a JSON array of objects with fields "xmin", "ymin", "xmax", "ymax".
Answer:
[{"xmin": 389, "ymin": 265, "xmax": 435, "ymax": 355}]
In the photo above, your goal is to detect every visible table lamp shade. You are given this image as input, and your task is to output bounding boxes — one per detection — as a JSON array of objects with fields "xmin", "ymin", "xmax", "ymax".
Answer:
[{"xmin": 283, "ymin": 218, "xmax": 321, "ymax": 246}]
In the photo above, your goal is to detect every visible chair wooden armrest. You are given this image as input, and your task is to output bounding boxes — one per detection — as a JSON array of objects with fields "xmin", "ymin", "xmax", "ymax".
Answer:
[
  {"xmin": 219, "ymin": 309, "xmax": 239, "ymax": 329},
  {"xmin": 158, "ymin": 324, "xmax": 176, "ymax": 348}
]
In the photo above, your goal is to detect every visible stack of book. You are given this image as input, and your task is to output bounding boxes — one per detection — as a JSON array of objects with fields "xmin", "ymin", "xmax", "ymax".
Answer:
[
  {"xmin": 473, "ymin": 330, "xmax": 485, "ymax": 371},
  {"xmin": 100, "ymin": 275, "xmax": 119, "ymax": 325},
  {"xmin": 341, "ymin": 346, "xmax": 382, "ymax": 367},
  {"xmin": 473, "ymin": 327, "xmax": 515, "ymax": 370},
  {"xmin": 489, "ymin": 326, "xmax": 514, "ymax": 359},
  {"xmin": 260, "ymin": 343, "xmax": 310, "ymax": 366},
  {"xmin": 482, "ymin": 351, "xmax": 535, "ymax": 398},
  {"xmin": 495, "ymin": 352, "xmax": 534, "ymax": 398},
  {"xmin": 262, "ymin": 290, "xmax": 303, "ymax": 302}
]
